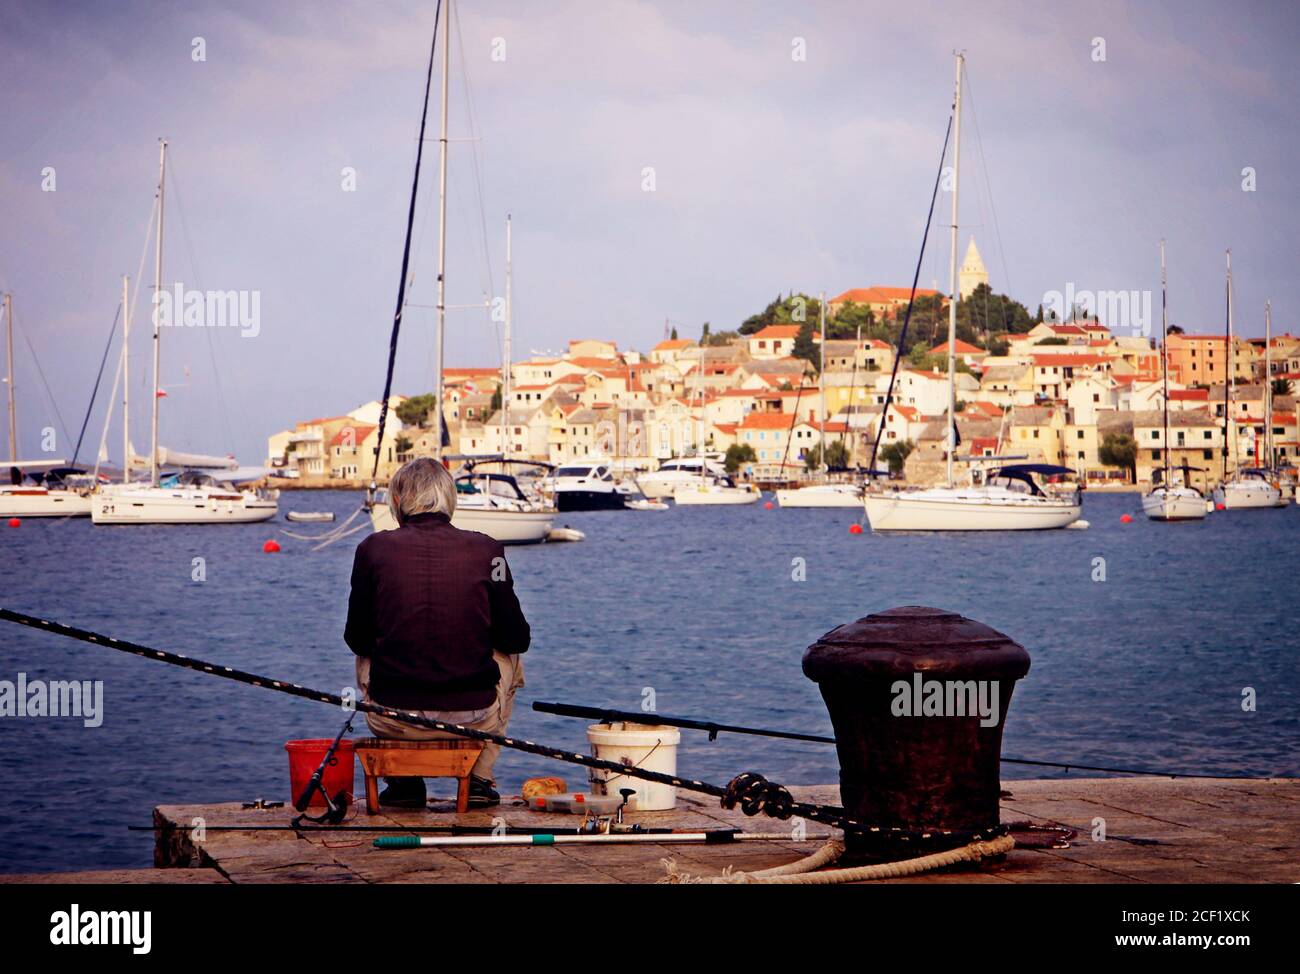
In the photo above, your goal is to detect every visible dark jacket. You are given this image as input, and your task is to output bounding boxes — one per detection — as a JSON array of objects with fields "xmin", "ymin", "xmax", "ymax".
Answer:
[{"xmin": 344, "ymin": 512, "xmax": 530, "ymax": 710}]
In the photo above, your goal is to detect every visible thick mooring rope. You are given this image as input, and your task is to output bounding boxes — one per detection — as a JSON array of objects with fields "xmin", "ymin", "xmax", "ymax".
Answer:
[
  {"xmin": 0, "ymin": 607, "xmax": 1010, "ymax": 856},
  {"xmin": 661, "ymin": 834, "xmax": 1016, "ymax": 885}
]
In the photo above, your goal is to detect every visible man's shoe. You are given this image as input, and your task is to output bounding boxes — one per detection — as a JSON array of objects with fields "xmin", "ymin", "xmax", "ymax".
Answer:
[
  {"xmin": 468, "ymin": 776, "xmax": 499, "ymax": 808},
  {"xmin": 379, "ymin": 776, "xmax": 427, "ymax": 808}
]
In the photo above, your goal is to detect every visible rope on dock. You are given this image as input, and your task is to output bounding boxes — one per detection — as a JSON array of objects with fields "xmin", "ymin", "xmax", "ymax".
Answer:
[
  {"xmin": 660, "ymin": 834, "xmax": 1016, "ymax": 885},
  {"xmin": 0, "ymin": 607, "xmax": 1005, "ymax": 848}
]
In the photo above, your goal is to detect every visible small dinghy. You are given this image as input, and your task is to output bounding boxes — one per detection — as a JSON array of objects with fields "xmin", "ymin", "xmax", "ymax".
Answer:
[
  {"xmin": 625, "ymin": 498, "xmax": 668, "ymax": 511},
  {"xmin": 286, "ymin": 511, "xmax": 336, "ymax": 523},
  {"xmin": 546, "ymin": 526, "xmax": 586, "ymax": 543}
]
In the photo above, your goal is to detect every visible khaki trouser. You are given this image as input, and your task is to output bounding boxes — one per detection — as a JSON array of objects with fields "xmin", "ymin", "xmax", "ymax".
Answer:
[{"xmin": 355, "ymin": 652, "xmax": 525, "ymax": 784}]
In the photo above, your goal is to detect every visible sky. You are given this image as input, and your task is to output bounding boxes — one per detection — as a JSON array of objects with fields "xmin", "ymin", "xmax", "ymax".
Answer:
[{"xmin": 2, "ymin": 0, "xmax": 1298, "ymax": 464}]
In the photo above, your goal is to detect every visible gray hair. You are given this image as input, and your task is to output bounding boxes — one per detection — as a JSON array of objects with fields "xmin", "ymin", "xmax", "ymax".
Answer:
[{"xmin": 387, "ymin": 457, "xmax": 457, "ymax": 525}]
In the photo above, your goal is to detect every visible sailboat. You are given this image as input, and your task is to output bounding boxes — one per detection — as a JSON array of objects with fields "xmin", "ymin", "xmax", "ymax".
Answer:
[
  {"xmin": 1211, "ymin": 251, "xmax": 1282, "ymax": 510},
  {"xmin": 1, "ymin": 293, "xmax": 94, "ymax": 517},
  {"xmin": 863, "ymin": 54, "xmax": 1080, "ymax": 532},
  {"xmin": 367, "ymin": 11, "xmax": 554, "ymax": 544},
  {"xmin": 672, "ymin": 339, "xmax": 760, "ymax": 505},
  {"xmin": 1142, "ymin": 241, "xmax": 1207, "ymax": 521},
  {"xmin": 91, "ymin": 141, "xmax": 278, "ymax": 525},
  {"xmin": 776, "ymin": 292, "xmax": 862, "ymax": 508}
]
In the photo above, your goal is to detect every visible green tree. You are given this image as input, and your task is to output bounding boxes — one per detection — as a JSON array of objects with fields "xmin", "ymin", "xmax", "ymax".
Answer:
[
  {"xmin": 704, "ymin": 329, "xmax": 739, "ymax": 346},
  {"xmin": 724, "ymin": 443, "xmax": 756, "ymax": 474},
  {"xmin": 826, "ymin": 301, "xmax": 879, "ymax": 340},
  {"xmin": 396, "ymin": 393, "xmax": 436, "ymax": 426},
  {"xmin": 879, "ymin": 439, "xmax": 915, "ymax": 475},
  {"xmin": 956, "ymin": 283, "xmax": 1033, "ymax": 340},
  {"xmin": 670, "ymin": 326, "xmax": 678, "ymax": 340},
  {"xmin": 1098, "ymin": 432, "xmax": 1137, "ymax": 480},
  {"xmin": 490, "ymin": 386, "xmax": 503, "ymax": 413},
  {"xmin": 701, "ymin": 322, "xmax": 710, "ymax": 342},
  {"xmin": 804, "ymin": 440, "xmax": 850, "ymax": 472},
  {"xmin": 739, "ymin": 293, "xmax": 823, "ymax": 335},
  {"xmin": 792, "ymin": 320, "xmax": 819, "ymax": 370},
  {"xmin": 1272, "ymin": 378, "xmax": 1293, "ymax": 397}
]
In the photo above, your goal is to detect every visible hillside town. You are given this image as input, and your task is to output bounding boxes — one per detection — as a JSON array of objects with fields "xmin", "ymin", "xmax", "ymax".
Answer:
[{"xmin": 266, "ymin": 245, "xmax": 1300, "ymax": 493}]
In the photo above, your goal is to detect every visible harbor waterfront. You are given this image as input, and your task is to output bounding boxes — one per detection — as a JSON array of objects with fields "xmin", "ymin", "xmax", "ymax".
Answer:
[{"xmin": 0, "ymin": 491, "xmax": 1295, "ymax": 875}]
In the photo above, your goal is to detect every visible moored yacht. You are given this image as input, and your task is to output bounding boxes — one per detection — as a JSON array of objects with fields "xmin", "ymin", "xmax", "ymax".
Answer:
[
  {"xmin": 672, "ymin": 476, "xmax": 762, "ymax": 506},
  {"xmin": 864, "ymin": 465, "xmax": 1081, "ymax": 531},
  {"xmin": 370, "ymin": 465, "xmax": 554, "ymax": 544},
  {"xmin": 549, "ymin": 462, "xmax": 637, "ymax": 511},
  {"xmin": 92, "ymin": 470, "xmax": 278, "ymax": 524},
  {"xmin": 861, "ymin": 56, "xmax": 1080, "ymax": 534},
  {"xmin": 1, "ymin": 462, "xmax": 94, "ymax": 518},
  {"xmin": 775, "ymin": 482, "xmax": 862, "ymax": 508},
  {"xmin": 1213, "ymin": 469, "xmax": 1283, "ymax": 509},
  {"xmin": 1142, "ymin": 483, "xmax": 1209, "ymax": 521},
  {"xmin": 637, "ymin": 456, "xmax": 727, "ymax": 499},
  {"xmin": 1142, "ymin": 241, "xmax": 1207, "ymax": 523}
]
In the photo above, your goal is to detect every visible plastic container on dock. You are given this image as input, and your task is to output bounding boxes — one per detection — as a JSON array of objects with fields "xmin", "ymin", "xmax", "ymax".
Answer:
[
  {"xmin": 285, "ymin": 738, "xmax": 356, "ymax": 807},
  {"xmin": 528, "ymin": 792, "xmax": 625, "ymax": 815},
  {"xmin": 586, "ymin": 722, "xmax": 681, "ymax": 811}
]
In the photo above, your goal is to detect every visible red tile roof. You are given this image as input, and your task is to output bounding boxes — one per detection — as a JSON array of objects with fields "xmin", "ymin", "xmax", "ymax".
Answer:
[
  {"xmin": 751, "ymin": 324, "xmax": 802, "ymax": 340},
  {"xmin": 653, "ymin": 339, "xmax": 695, "ymax": 351},
  {"xmin": 329, "ymin": 424, "xmax": 375, "ymax": 447},
  {"xmin": 739, "ymin": 412, "xmax": 797, "ymax": 430},
  {"xmin": 931, "ymin": 339, "xmax": 984, "ymax": 355}
]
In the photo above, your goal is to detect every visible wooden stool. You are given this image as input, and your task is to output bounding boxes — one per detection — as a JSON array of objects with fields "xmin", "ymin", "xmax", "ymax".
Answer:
[{"xmin": 355, "ymin": 738, "xmax": 486, "ymax": 814}]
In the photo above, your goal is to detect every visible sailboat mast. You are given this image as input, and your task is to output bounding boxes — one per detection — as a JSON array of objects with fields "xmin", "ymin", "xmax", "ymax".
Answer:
[
  {"xmin": 4, "ymin": 293, "xmax": 14, "ymax": 464},
  {"xmin": 1264, "ymin": 299, "xmax": 1272, "ymax": 469},
  {"xmin": 432, "ymin": 0, "xmax": 451, "ymax": 462},
  {"xmin": 818, "ymin": 291, "xmax": 826, "ymax": 476},
  {"xmin": 150, "ymin": 139, "xmax": 167, "ymax": 487},
  {"xmin": 122, "ymin": 275, "xmax": 131, "ymax": 483},
  {"xmin": 1159, "ymin": 240, "xmax": 1169, "ymax": 486},
  {"xmin": 503, "ymin": 214, "xmax": 512, "ymax": 462},
  {"xmin": 945, "ymin": 53, "xmax": 964, "ymax": 489},
  {"xmin": 1222, "ymin": 250, "xmax": 1232, "ymax": 482}
]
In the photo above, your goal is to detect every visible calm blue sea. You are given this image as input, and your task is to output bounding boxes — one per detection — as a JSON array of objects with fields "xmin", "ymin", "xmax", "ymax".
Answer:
[{"xmin": 0, "ymin": 490, "xmax": 1296, "ymax": 873}]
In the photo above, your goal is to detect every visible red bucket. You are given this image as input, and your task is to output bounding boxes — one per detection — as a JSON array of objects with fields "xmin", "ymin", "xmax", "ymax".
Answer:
[{"xmin": 285, "ymin": 739, "xmax": 356, "ymax": 808}]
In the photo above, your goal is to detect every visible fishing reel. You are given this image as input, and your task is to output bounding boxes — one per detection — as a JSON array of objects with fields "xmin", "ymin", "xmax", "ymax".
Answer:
[{"xmin": 292, "ymin": 712, "xmax": 357, "ymax": 827}]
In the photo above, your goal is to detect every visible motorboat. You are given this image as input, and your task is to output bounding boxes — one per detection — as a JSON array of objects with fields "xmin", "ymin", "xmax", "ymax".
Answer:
[
  {"xmin": 370, "ymin": 467, "xmax": 555, "ymax": 544},
  {"xmin": 637, "ymin": 456, "xmax": 728, "ymax": 499},
  {"xmin": 549, "ymin": 462, "xmax": 637, "ymax": 511},
  {"xmin": 672, "ymin": 476, "xmax": 762, "ymax": 506},
  {"xmin": 775, "ymin": 482, "xmax": 862, "ymax": 508}
]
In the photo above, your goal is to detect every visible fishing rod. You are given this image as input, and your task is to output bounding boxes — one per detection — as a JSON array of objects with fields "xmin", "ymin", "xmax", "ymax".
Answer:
[
  {"xmin": 533, "ymin": 700, "xmax": 1268, "ymax": 781},
  {"xmin": 1, "ymin": 607, "xmax": 1007, "ymax": 846},
  {"xmin": 372, "ymin": 831, "xmax": 814, "ymax": 850}
]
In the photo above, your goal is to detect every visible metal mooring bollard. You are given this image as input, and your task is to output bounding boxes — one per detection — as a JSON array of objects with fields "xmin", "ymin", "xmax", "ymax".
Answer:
[{"xmin": 802, "ymin": 605, "xmax": 1030, "ymax": 863}]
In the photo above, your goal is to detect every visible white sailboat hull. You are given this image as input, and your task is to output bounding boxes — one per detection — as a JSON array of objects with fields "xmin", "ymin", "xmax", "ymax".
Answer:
[
  {"xmin": 369, "ymin": 501, "xmax": 555, "ymax": 544},
  {"xmin": 91, "ymin": 485, "xmax": 278, "ymax": 524},
  {"xmin": 672, "ymin": 484, "xmax": 762, "ymax": 506},
  {"xmin": 1141, "ymin": 487, "xmax": 1208, "ymax": 521},
  {"xmin": 1212, "ymin": 481, "xmax": 1282, "ymax": 509},
  {"xmin": 0, "ymin": 487, "xmax": 93, "ymax": 517},
  {"xmin": 863, "ymin": 488, "xmax": 1081, "ymax": 531},
  {"xmin": 775, "ymin": 484, "xmax": 862, "ymax": 508}
]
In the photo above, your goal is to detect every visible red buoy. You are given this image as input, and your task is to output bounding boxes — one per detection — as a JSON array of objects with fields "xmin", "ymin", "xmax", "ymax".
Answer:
[
  {"xmin": 764, "ymin": 501, "xmax": 774, "ymax": 510},
  {"xmin": 263, "ymin": 539, "xmax": 281, "ymax": 553},
  {"xmin": 1119, "ymin": 514, "xmax": 1133, "ymax": 523},
  {"xmin": 849, "ymin": 523, "xmax": 864, "ymax": 534},
  {"xmin": 1216, "ymin": 503, "xmax": 1226, "ymax": 511},
  {"xmin": 7, "ymin": 517, "xmax": 19, "ymax": 528}
]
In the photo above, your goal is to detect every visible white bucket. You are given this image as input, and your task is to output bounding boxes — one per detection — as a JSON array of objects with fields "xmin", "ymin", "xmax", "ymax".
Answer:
[{"xmin": 586, "ymin": 722, "xmax": 682, "ymax": 811}]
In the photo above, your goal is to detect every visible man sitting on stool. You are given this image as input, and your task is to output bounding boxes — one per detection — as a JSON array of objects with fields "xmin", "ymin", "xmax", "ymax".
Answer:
[{"xmin": 345, "ymin": 457, "xmax": 530, "ymax": 808}]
